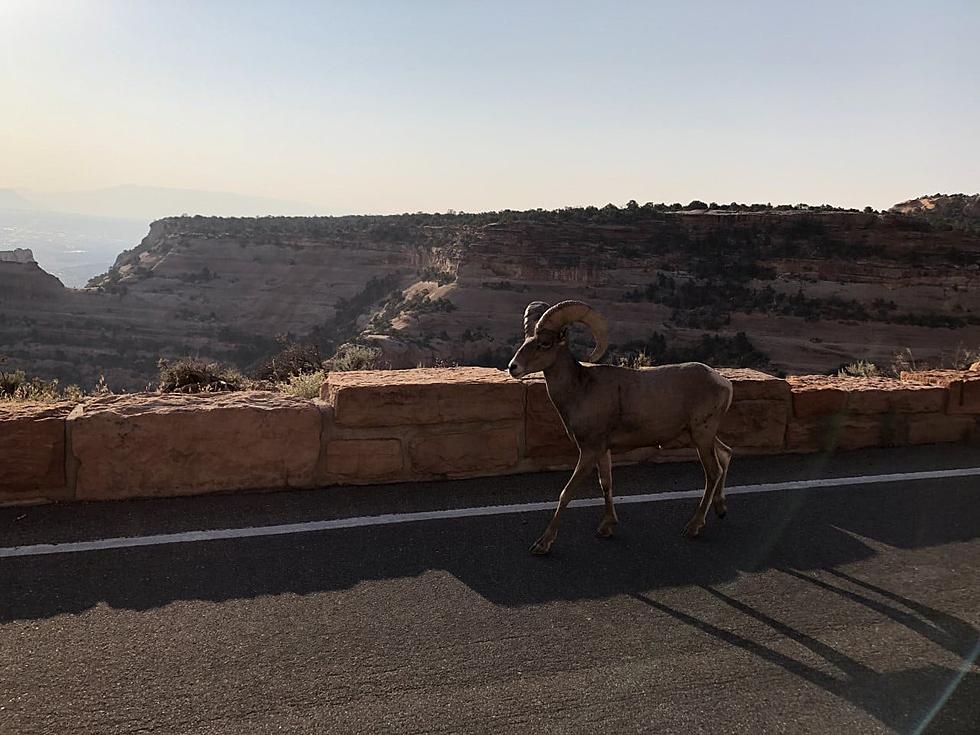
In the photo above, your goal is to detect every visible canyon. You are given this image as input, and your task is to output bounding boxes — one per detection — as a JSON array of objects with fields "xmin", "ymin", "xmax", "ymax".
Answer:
[{"xmin": 2, "ymin": 201, "xmax": 979, "ymax": 390}]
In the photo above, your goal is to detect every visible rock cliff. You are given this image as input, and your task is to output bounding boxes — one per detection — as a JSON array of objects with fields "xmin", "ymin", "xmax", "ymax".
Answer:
[{"xmin": 2, "ymin": 208, "xmax": 979, "ymax": 388}]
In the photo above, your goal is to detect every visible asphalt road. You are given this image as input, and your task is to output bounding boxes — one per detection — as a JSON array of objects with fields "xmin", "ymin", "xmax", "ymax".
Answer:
[{"xmin": 1, "ymin": 446, "xmax": 979, "ymax": 734}]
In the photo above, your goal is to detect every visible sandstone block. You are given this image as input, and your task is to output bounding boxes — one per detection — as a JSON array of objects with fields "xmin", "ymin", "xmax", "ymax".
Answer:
[
  {"xmin": 409, "ymin": 424, "xmax": 521, "ymax": 477},
  {"xmin": 68, "ymin": 392, "xmax": 321, "ymax": 500},
  {"xmin": 906, "ymin": 414, "xmax": 976, "ymax": 445},
  {"xmin": 786, "ymin": 414, "xmax": 899, "ymax": 453},
  {"xmin": 788, "ymin": 375, "xmax": 946, "ymax": 417},
  {"xmin": 326, "ymin": 439, "xmax": 404, "ymax": 481},
  {"xmin": 901, "ymin": 370, "xmax": 980, "ymax": 414},
  {"xmin": 720, "ymin": 399, "xmax": 788, "ymax": 449},
  {"xmin": 787, "ymin": 376, "xmax": 848, "ymax": 417},
  {"xmin": 718, "ymin": 368, "xmax": 791, "ymax": 402},
  {"xmin": 955, "ymin": 379, "xmax": 980, "ymax": 414},
  {"xmin": 0, "ymin": 402, "xmax": 72, "ymax": 504},
  {"xmin": 942, "ymin": 378, "xmax": 980, "ymax": 415},
  {"xmin": 847, "ymin": 385, "xmax": 946, "ymax": 414},
  {"xmin": 325, "ymin": 367, "xmax": 524, "ymax": 428}
]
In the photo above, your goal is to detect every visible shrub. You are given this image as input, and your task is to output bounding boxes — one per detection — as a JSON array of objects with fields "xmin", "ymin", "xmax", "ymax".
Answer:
[
  {"xmin": 837, "ymin": 360, "xmax": 881, "ymax": 378},
  {"xmin": 0, "ymin": 357, "xmax": 87, "ymax": 402},
  {"xmin": 419, "ymin": 267, "xmax": 456, "ymax": 285},
  {"xmin": 609, "ymin": 331, "xmax": 770, "ymax": 370},
  {"xmin": 279, "ymin": 370, "xmax": 326, "ymax": 399},
  {"xmin": 255, "ymin": 337, "xmax": 323, "ymax": 381},
  {"xmin": 949, "ymin": 345, "xmax": 980, "ymax": 370},
  {"xmin": 617, "ymin": 351, "xmax": 655, "ymax": 368},
  {"xmin": 328, "ymin": 344, "xmax": 384, "ymax": 371},
  {"xmin": 157, "ymin": 357, "xmax": 246, "ymax": 393}
]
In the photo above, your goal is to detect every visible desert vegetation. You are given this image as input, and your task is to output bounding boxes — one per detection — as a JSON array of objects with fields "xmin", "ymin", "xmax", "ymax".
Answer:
[
  {"xmin": 3, "ymin": 336, "xmax": 979, "ymax": 406},
  {"xmin": 624, "ymin": 273, "xmax": 979, "ymax": 329},
  {"xmin": 610, "ymin": 332, "xmax": 772, "ymax": 372},
  {"xmin": 0, "ymin": 356, "xmax": 109, "ymax": 402}
]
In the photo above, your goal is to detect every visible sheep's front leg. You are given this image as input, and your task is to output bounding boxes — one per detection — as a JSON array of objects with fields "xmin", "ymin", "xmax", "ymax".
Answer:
[
  {"xmin": 596, "ymin": 449, "xmax": 618, "ymax": 538},
  {"xmin": 531, "ymin": 449, "xmax": 597, "ymax": 555}
]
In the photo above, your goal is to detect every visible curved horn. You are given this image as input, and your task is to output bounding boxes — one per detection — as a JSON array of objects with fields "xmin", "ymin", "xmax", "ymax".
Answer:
[
  {"xmin": 535, "ymin": 300, "xmax": 608, "ymax": 362},
  {"xmin": 522, "ymin": 301, "xmax": 550, "ymax": 338}
]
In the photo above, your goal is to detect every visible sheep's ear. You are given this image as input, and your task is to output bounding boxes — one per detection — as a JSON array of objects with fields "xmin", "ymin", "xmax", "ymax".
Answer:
[{"xmin": 558, "ymin": 327, "xmax": 569, "ymax": 343}]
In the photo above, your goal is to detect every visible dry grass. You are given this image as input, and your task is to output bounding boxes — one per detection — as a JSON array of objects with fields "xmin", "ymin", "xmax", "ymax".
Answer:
[{"xmin": 0, "ymin": 357, "xmax": 96, "ymax": 403}]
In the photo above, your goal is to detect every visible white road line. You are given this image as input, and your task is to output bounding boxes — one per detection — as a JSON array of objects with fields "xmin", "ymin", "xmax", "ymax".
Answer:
[{"xmin": 2, "ymin": 466, "xmax": 979, "ymax": 559}]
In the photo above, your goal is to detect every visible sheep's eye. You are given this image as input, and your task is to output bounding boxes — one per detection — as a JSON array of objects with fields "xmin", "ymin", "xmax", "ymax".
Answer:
[{"xmin": 538, "ymin": 340, "xmax": 553, "ymax": 350}]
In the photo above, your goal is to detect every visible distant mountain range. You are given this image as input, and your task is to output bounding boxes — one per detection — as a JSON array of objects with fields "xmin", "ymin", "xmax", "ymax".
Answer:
[{"xmin": 1, "ymin": 185, "xmax": 319, "ymax": 221}]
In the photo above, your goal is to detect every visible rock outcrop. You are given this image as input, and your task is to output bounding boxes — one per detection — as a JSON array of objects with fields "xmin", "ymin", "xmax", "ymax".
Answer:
[{"xmin": 0, "ymin": 248, "xmax": 35, "ymax": 264}]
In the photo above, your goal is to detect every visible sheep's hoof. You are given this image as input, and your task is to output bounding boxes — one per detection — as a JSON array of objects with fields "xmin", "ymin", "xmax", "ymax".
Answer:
[
  {"xmin": 682, "ymin": 518, "xmax": 704, "ymax": 538},
  {"xmin": 530, "ymin": 536, "xmax": 553, "ymax": 555},
  {"xmin": 596, "ymin": 521, "xmax": 618, "ymax": 538}
]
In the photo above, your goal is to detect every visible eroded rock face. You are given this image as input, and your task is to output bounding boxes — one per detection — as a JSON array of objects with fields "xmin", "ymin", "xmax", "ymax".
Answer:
[{"xmin": 68, "ymin": 391, "xmax": 321, "ymax": 500}]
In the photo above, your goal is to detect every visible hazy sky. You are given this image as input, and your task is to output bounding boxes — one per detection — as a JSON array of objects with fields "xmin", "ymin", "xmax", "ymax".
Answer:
[{"xmin": 2, "ymin": 0, "xmax": 978, "ymax": 214}]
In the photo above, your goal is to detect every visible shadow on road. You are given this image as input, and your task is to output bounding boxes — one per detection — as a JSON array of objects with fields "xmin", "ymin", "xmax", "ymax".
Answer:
[
  {"xmin": 632, "ymin": 577, "xmax": 979, "ymax": 734},
  {"xmin": 2, "ymin": 479, "xmax": 977, "ymax": 619}
]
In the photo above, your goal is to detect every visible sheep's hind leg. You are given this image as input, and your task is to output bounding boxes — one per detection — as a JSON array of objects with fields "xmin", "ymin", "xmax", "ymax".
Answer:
[
  {"xmin": 684, "ymin": 434, "xmax": 724, "ymax": 539},
  {"xmin": 712, "ymin": 438, "xmax": 733, "ymax": 519},
  {"xmin": 531, "ymin": 449, "xmax": 597, "ymax": 555},
  {"xmin": 596, "ymin": 449, "xmax": 618, "ymax": 538}
]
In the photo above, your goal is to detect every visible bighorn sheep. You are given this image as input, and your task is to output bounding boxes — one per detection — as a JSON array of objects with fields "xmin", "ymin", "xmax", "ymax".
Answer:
[{"xmin": 507, "ymin": 300, "xmax": 734, "ymax": 555}]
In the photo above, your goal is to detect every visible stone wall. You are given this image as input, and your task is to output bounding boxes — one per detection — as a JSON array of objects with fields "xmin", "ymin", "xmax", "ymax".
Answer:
[{"xmin": 2, "ymin": 368, "xmax": 978, "ymax": 505}]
